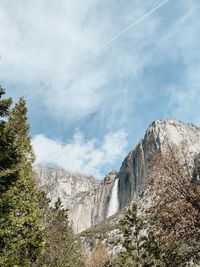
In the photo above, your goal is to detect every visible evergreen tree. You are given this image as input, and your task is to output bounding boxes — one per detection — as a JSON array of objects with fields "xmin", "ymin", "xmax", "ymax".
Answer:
[
  {"xmin": 0, "ymin": 96, "xmax": 44, "ymax": 266},
  {"xmin": 0, "ymin": 86, "xmax": 12, "ymax": 117},
  {"xmin": 0, "ymin": 87, "xmax": 14, "ymax": 190},
  {"xmin": 116, "ymin": 204, "xmax": 163, "ymax": 267},
  {"xmin": 115, "ymin": 203, "xmax": 186, "ymax": 267},
  {"xmin": 38, "ymin": 197, "xmax": 82, "ymax": 267}
]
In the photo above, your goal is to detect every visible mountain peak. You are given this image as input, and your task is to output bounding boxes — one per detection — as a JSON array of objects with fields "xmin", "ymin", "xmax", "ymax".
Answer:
[{"xmin": 118, "ymin": 119, "xmax": 200, "ymax": 208}]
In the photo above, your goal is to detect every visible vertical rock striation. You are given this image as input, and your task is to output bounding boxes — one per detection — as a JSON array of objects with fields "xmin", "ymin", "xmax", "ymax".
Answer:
[
  {"xmin": 71, "ymin": 171, "xmax": 118, "ymax": 232},
  {"xmin": 34, "ymin": 165, "xmax": 99, "ymax": 207},
  {"xmin": 117, "ymin": 120, "xmax": 200, "ymax": 209},
  {"xmin": 35, "ymin": 166, "xmax": 117, "ymax": 232},
  {"xmin": 193, "ymin": 153, "xmax": 200, "ymax": 182}
]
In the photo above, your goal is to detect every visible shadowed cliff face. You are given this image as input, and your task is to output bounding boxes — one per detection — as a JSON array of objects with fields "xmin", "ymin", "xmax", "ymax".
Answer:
[
  {"xmin": 193, "ymin": 153, "xmax": 200, "ymax": 182},
  {"xmin": 118, "ymin": 120, "xmax": 200, "ymax": 209},
  {"xmin": 35, "ymin": 119, "xmax": 200, "ymax": 233},
  {"xmin": 70, "ymin": 171, "xmax": 117, "ymax": 232}
]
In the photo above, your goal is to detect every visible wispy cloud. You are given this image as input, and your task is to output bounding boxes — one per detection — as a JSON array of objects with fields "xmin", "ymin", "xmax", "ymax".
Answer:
[
  {"xmin": 0, "ymin": 0, "xmax": 161, "ymax": 120},
  {"xmin": 1, "ymin": 0, "xmax": 200, "ymax": 176},
  {"xmin": 159, "ymin": 0, "xmax": 200, "ymax": 124},
  {"xmin": 32, "ymin": 130, "xmax": 127, "ymax": 178}
]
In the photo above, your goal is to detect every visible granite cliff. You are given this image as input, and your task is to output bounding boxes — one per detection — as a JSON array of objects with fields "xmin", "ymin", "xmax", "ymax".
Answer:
[
  {"xmin": 35, "ymin": 119, "xmax": 200, "ymax": 233},
  {"xmin": 34, "ymin": 165, "xmax": 117, "ymax": 232},
  {"xmin": 118, "ymin": 119, "xmax": 200, "ymax": 208}
]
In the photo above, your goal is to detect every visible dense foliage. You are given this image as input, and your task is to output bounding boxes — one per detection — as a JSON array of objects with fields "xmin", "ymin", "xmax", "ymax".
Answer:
[
  {"xmin": 113, "ymin": 204, "xmax": 162, "ymax": 267},
  {"xmin": 38, "ymin": 195, "xmax": 82, "ymax": 267},
  {"xmin": 0, "ymin": 89, "xmax": 44, "ymax": 266}
]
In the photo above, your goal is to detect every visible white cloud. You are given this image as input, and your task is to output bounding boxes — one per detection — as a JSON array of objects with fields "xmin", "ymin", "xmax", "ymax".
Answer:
[
  {"xmin": 2, "ymin": 0, "xmax": 200, "ymax": 176},
  {"xmin": 32, "ymin": 130, "xmax": 127, "ymax": 178},
  {"xmin": 0, "ymin": 0, "xmax": 110, "ymax": 114},
  {"xmin": 0, "ymin": 0, "xmax": 160, "ymax": 121},
  {"xmin": 0, "ymin": 0, "xmax": 167, "ymax": 176}
]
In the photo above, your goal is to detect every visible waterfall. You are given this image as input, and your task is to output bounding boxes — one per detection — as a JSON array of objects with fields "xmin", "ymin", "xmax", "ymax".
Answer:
[{"xmin": 107, "ymin": 178, "xmax": 119, "ymax": 218}]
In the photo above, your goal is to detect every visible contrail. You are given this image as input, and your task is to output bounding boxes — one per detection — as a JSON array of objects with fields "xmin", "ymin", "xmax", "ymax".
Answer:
[
  {"xmin": 97, "ymin": 0, "xmax": 169, "ymax": 51},
  {"xmin": 77, "ymin": 0, "xmax": 169, "ymax": 64},
  {"xmin": 25, "ymin": 0, "xmax": 169, "ymax": 100}
]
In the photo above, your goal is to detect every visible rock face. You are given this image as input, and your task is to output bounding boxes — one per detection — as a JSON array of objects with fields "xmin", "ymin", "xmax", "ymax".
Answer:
[
  {"xmin": 118, "ymin": 119, "xmax": 200, "ymax": 209},
  {"xmin": 35, "ymin": 119, "xmax": 200, "ymax": 233},
  {"xmin": 34, "ymin": 165, "xmax": 99, "ymax": 207},
  {"xmin": 70, "ymin": 171, "xmax": 117, "ymax": 232},
  {"xmin": 35, "ymin": 165, "xmax": 117, "ymax": 233}
]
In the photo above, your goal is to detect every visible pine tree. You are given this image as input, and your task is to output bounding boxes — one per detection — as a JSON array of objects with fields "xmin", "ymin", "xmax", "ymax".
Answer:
[
  {"xmin": 38, "ymin": 197, "xmax": 82, "ymax": 267},
  {"xmin": 0, "ymin": 96, "xmax": 44, "ymax": 266},
  {"xmin": 116, "ymin": 204, "xmax": 163, "ymax": 267},
  {"xmin": 0, "ymin": 86, "xmax": 12, "ymax": 117},
  {"xmin": 0, "ymin": 87, "xmax": 14, "ymax": 190}
]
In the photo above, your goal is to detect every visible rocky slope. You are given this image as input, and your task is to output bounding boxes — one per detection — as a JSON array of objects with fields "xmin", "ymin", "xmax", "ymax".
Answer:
[{"xmin": 35, "ymin": 119, "xmax": 200, "ymax": 233}]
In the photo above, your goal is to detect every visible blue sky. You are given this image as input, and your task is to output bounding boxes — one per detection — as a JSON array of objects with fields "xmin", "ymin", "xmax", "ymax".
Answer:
[{"xmin": 0, "ymin": 0, "xmax": 200, "ymax": 178}]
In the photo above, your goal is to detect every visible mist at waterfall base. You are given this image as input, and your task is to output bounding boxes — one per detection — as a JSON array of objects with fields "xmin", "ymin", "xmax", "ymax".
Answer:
[{"xmin": 107, "ymin": 179, "xmax": 119, "ymax": 218}]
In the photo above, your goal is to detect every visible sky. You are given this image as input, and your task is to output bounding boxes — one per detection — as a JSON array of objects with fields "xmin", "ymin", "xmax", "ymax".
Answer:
[{"xmin": 0, "ymin": 0, "xmax": 200, "ymax": 178}]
